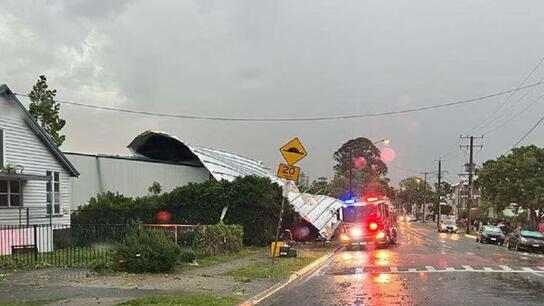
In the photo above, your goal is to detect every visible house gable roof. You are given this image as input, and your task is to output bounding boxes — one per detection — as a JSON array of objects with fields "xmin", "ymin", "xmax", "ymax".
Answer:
[{"xmin": 0, "ymin": 84, "xmax": 79, "ymax": 177}]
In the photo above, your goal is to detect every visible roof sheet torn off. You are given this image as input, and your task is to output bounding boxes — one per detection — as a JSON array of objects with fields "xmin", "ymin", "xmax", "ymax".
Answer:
[{"xmin": 127, "ymin": 130, "xmax": 341, "ymax": 239}]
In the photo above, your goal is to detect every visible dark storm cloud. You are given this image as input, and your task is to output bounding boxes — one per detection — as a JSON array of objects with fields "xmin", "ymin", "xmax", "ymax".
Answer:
[{"xmin": 1, "ymin": 0, "xmax": 544, "ymax": 185}]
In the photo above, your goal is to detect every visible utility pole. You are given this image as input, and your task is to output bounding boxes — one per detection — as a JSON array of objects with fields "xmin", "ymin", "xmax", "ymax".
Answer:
[
  {"xmin": 420, "ymin": 171, "xmax": 433, "ymax": 223},
  {"xmin": 460, "ymin": 135, "xmax": 483, "ymax": 234},
  {"xmin": 436, "ymin": 160, "xmax": 442, "ymax": 227}
]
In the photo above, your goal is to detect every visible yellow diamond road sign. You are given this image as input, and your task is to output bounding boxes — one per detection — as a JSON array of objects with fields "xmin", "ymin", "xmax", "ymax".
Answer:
[{"xmin": 280, "ymin": 137, "xmax": 307, "ymax": 165}]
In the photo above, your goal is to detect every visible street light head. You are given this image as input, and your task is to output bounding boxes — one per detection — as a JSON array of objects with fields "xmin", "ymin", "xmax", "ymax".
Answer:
[{"xmin": 383, "ymin": 139, "xmax": 390, "ymax": 145}]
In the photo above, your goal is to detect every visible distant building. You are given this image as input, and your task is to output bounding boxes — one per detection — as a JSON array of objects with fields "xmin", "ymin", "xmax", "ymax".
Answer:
[{"xmin": 451, "ymin": 181, "xmax": 482, "ymax": 217}]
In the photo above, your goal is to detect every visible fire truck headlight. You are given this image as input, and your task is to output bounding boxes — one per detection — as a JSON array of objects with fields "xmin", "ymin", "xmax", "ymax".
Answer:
[
  {"xmin": 369, "ymin": 222, "xmax": 378, "ymax": 231},
  {"xmin": 350, "ymin": 227, "xmax": 363, "ymax": 237}
]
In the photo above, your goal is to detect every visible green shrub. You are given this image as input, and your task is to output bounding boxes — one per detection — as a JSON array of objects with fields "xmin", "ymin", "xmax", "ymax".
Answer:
[
  {"xmin": 88, "ymin": 257, "xmax": 114, "ymax": 273},
  {"xmin": 71, "ymin": 176, "xmax": 301, "ymax": 246},
  {"xmin": 177, "ymin": 231, "xmax": 195, "ymax": 247},
  {"xmin": 193, "ymin": 223, "xmax": 243, "ymax": 256},
  {"xmin": 115, "ymin": 227, "xmax": 181, "ymax": 273},
  {"xmin": 179, "ymin": 249, "xmax": 196, "ymax": 262}
]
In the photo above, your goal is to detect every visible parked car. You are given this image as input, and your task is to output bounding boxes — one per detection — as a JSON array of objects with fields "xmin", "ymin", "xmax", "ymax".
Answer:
[
  {"xmin": 505, "ymin": 229, "xmax": 544, "ymax": 252},
  {"xmin": 476, "ymin": 225, "xmax": 505, "ymax": 245},
  {"xmin": 438, "ymin": 219, "xmax": 458, "ymax": 233}
]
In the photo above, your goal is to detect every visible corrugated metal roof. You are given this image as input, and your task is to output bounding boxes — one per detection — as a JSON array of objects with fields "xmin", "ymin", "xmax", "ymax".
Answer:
[{"xmin": 127, "ymin": 130, "xmax": 340, "ymax": 238}]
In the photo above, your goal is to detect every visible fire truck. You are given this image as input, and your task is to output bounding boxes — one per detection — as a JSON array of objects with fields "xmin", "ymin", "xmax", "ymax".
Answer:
[{"xmin": 337, "ymin": 196, "xmax": 398, "ymax": 250}]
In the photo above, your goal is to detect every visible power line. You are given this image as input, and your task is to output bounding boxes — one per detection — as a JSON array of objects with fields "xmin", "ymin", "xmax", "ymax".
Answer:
[
  {"xmin": 483, "ymin": 91, "xmax": 544, "ymax": 135},
  {"xmin": 509, "ymin": 113, "xmax": 544, "ymax": 150},
  {"xmin": 468, "ymin": 56, "xmax": 544, "ymax": 133},
  {"xmin": 388, "ymin": 164, "xmax": 422, "ymax": 174},
  {"xmin": 13, "ymin": 81, "xmax": 544, "ymax": 122}
]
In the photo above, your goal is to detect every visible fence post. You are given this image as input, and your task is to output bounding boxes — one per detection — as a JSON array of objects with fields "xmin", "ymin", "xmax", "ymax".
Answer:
[
  {"xmin": 26, "ymin": 208, "xmax": 30, "ymax": 227},
  {"xmin": 33, "ymin": 224, "xmax": 38, "ymax": 262}
]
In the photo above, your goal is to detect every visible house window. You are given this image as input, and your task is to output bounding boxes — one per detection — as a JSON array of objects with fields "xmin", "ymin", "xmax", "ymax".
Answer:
[
  {"xmin": 0, "ymin": 180, "xmax": 22, "ymax": 207},
  {"xmin": 46, "ymin": 171, "xmax": 60, "ymax": 214}
]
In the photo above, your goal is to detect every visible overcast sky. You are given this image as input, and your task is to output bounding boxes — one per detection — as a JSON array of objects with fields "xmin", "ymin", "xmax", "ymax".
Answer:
[{"xmin": 1, "ymin": 0, "xmax": 544, "ymax": 186}]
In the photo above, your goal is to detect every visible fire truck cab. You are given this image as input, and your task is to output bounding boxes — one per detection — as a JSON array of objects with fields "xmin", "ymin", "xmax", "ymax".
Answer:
[{"xmin": 338, "ymin": 196, "xmax": 398, "ymax": 250}]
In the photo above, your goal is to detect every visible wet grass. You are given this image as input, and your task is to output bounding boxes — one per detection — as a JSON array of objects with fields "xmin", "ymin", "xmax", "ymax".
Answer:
[
  {"xmin": 178, "ymin": 246, "xmax": 265, "ymax": 271},
  {"xmin": 224, "ymin": 247, "xmax": 329, "ymax": 280},
  {"xmin": 0, "ymin": 247, "xmax": 110, "ymax": 269},
  {"xmin": 118, "ymin": 295, "xmax": 240, "ymax": 306}
]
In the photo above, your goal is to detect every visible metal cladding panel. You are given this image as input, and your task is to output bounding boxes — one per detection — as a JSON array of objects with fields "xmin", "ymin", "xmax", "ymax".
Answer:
[{"xmin": 287, "ymin": 192, "xmax": 343, "ymax": 240}]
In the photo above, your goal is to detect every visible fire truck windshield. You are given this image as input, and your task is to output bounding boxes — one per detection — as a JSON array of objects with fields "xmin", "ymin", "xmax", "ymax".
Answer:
[{"xmin": 342, "ymin": 205, "xmax": 380, "ymax": 223}]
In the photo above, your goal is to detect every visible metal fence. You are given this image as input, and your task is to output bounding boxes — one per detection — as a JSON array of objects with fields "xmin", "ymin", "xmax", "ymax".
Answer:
[{"xmin": 0, "ymin": 224, "xmax": 130, "ymax": 268}]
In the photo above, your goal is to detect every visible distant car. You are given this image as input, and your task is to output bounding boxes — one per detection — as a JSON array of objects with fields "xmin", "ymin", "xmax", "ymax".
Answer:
[
  {"xmin": 476, "ymin": 225, "xmax": 505, "ymax": 245},
  {"xmin": 438, "ymin": 219, "xmax": 458, "ymax": 233},
  {"xmin": 505, "ymin": 229, "xmax": 544, "ymax": 253}
]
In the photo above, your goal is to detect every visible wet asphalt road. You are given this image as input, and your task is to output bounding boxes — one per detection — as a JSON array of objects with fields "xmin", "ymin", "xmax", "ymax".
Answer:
[{"xmin": 262, "ymin": 222, "xmax": 544, "ymax": 306}]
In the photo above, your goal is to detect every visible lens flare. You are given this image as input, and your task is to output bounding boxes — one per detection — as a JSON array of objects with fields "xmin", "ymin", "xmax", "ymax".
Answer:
[
  {"xmin": 353, "ymin": 156, "xmax": 367, "ymax": 169},
  {"xmin": 156, "ymin": 210, "xmax": 172, "ymax": 223},
  {"xmin": 380, "ymin": 148, "xmax": 396, "ymax": 162}
]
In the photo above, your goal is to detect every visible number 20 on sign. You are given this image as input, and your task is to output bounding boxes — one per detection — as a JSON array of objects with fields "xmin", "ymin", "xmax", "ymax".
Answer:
[{"xmin": 276, "ymin": 163, "xmax": 301, "ymax": 181}]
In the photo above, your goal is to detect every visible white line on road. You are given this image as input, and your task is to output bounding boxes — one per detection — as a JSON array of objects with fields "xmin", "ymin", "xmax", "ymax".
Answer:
[
  {"xmin": 425, "ymin": 266, "xmax": 436, "ymax": 271},
  {"xmin": 390, "ymin": 267, "xmax": 398, "ymax": 273},
  {"xmin": 446, "ymin": 267, "xmax": 455, "ymax": 271},
  {"xmin": 463, "ymin": 265, "xmax": 474, "ymax": 271},
  {"xmin": 522, "ymin": 267, "xmax": 534, "ymax": 272},
  {"xmin": 500, "ymin": 265, "xmax": 513, "ymax": 271},
  {"xmin": 408, "ymin": 268, "xmax": 417, "ymax": 272},
  {"xmin": 538, "ymin": 267, "xmax": 544, "ymax": 271},
  {"xmin": 483, "ymin": 267, "xmax": 493, "ymax": 271}
]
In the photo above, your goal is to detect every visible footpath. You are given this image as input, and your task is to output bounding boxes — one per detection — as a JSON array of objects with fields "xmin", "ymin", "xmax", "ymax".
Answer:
[{"xmin": 0, "ymin": 244, "xmax": 337, "ymax": 306}]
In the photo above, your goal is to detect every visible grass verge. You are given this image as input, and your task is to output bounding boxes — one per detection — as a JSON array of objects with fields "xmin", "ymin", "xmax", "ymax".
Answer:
[
  {"xmin": 118, "ymin": 295, "xmax": 240, "ymax": 306},
  {"xmin": 178, "ymin": 246, "xmax": 264, "ymax": 271},
  {"xmin": 224, "ymin": 248, "xmax": 329, "ymax": 280}
]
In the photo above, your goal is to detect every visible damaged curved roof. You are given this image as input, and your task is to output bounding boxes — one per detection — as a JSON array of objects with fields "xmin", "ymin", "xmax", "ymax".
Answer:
[
  {"xmin": 127, "ymin": 130, "xmax": 282, "ymax": 184},
  {"xmin": 128, "ymin": 130, "xmax": 340, "ymax": 238}
]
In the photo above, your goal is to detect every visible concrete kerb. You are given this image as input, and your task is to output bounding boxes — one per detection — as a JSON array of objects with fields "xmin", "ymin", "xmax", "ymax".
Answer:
[
  {"xmin": 465, "ymin": 234, "xmax": 477, "ymax": 239},
  {"xmin": 238, "ymin": 245, "xmax": 342, "ymax": 306}
]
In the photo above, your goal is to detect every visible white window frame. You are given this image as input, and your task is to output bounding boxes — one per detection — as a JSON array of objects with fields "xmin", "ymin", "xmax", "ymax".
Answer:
[
  {"xmin": 0, "ymin": 128, "xmax": 5, "ymax": 167},
  {"xmin": 0, "ymin": 180, "xmax": 22, "ymax": 207},
  {"xmin": 46, "ymin": 171, "xmax": 61, "ymax": 215}
]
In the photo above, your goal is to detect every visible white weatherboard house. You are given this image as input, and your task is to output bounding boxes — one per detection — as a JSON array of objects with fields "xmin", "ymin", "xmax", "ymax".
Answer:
[{"xmin": 0, "ymin": 84, "xmax": 79, "ymax": 226}]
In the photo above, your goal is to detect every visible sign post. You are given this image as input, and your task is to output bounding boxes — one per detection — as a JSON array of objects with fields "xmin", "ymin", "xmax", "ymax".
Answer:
[{"xmin": 272, "ymin": 138, "xmax": 308, "ymax": 268}]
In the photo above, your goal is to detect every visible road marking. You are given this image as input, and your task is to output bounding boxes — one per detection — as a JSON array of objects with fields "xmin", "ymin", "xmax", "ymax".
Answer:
[
  {"xmin": 538, "ymin": 267, "xmax": 544, "ymax": 271},
  {"xmin": 408, "ymin": 268, "xmax": 417, "ymax": 272},
  {"xmin": 390, "ymin": 267, "xmax": 398, "ymax": 273},
  {"xmin": 522, "ymin": 267, "xmax": 534, "ymax": 272},
  {"xmin": 483, "ymin": 267, "xmax": 493, "ymax": 271},
  {"xmin": 500, "ymin": 265, "xmax": 513, "ymax": 271},
  {"xmin": 446, "ymin": 267, "xmax": 455, "ymax": 271},
  {"xmin": 463, "ymin": 265, "xmax": 474, "ymax": 271},
  {"xmin": 355, "ymin": 268, "xmax": 363, "ymax": 274},
  {"xmin": 425, "ymin": 266, "xmax": 436, "ymax": 271}
]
